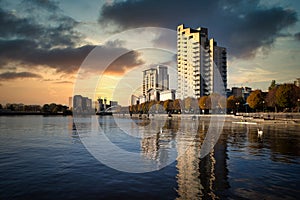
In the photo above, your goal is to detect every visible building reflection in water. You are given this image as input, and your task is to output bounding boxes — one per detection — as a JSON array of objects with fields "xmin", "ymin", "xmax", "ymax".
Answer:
[
  {"xmin": 176, "ymin": 118, "xmax": 229, "ymax": 200},
  {"xmin": 77, "ymin": 116, "xmax": 298, "ymax": 198},
  {"xmin": 140, "ymin": 117, "xmax": 229, "ymax": 199},
  {"xmin": 141, "ymin": 118, "xmax": 178, "ymax": 169}
]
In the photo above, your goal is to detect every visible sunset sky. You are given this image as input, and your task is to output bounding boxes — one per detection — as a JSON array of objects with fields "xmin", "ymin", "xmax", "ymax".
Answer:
[{"xmin": 0, "ymin": 0, "xmax": 300, "ymax": 106}]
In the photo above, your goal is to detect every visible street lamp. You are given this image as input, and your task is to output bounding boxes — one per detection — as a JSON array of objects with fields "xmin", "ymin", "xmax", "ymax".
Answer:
[
  {"xmin": 236, "ymin": 102, "xmax": 240, "ymax": 114},
  {"xmin": 262, "ymin": 100, "xmax": 265, "ymax": 112},
  {"xmin": 297, "ymin": 99, "xmax": 300, "ymax": 113}
]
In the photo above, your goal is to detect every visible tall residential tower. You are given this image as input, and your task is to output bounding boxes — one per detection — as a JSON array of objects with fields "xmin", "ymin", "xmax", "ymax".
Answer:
[
  {"xmin": 177, "ymin": 24, "xmax": 227, "ymax": 99},
  {"xmin": 142, "ymin": 65, "xmax": 169, "ymax": 96}
]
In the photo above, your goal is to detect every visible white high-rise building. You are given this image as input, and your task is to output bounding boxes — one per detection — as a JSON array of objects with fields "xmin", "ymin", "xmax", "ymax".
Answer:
[
  {"xmin": 143, "ymin": 68, "xmax": 157, "ymax": 96},
  {"xmin": 142, "ymin": 65, "xmax": 169, "ymax": 96},
  {"xmin": 157, "ymin": 65, "xmax": 169, "ymax": 91},
  {"xmin": 177, "ymin": 24, "xmax": 227, "ymax": 99}
]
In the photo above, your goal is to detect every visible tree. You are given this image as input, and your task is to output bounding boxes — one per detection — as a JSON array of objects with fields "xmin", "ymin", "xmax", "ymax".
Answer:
[
  {"xmin": 266, "ymin": 86, "xmax": 278, "ymax": 112},
  {"xmin": 198, "ymin": 96, "xmax": 206, "ymax": 110},
  {"xmin": 139, "ymin": 103, "xmax": 145, "ymax": 113},
  {"xmin": 42, "ymin": 104, "xmax": 50, "ymax": 113},
  {"xmin": 247, "ymin": 90, "xmax": 264, "ymax": 111},
  {"xmin": 184, "ymin": 97, "xmax": 193, "ymax": 112},
  {"xmin": 227, "ymin": 95, "xmax": 245, "ymax": 113},
  {"xmin": 137, "ymin": 104, "xmax": 143, "ymax": 113},
  {"xmin": 227, "ymin": 95, "xmax": 237, "ymax": 111},
  {"xmin": 191, "ymin": 98, "xmax": 199, "ymax": 113},
  {"xmin": 163, "ymin": 100, "xmax": 173, "ymax": 113},
  {"xmin": 268, "ymin": 80, "xmax": 276, "ymax": 91},
  {"xmin": 143, "ymin": 102, "xmax": 149, "ymax": 114},
  {"xmin": 131, "ymin": 104, "xmax": 138, "ymax": 113},
  {"xmin": 148, "ymin": 100, "xmax": 156, "ymax": 113},
  {"xmin": 155, "ymin": 101, "xmax": 164, "ymax": 113},
  {"xmin": 163, "ymin": 100, "xmax": 169, "ymax": 111},
  {"xmin": 0, "ymin": 104, "xmax": 2, "ymax": 110},
  {"xmin": 198, "ymin": 96, "xmax": 211, "ymax": 110},
  {"xmin": 159, "ymin": 101, "xmax": 165, "ymax": 113},
  {"xmin": 49, "ymin": 103, "xmax": 58, "ymax": 113},
  {"xmin": 276, "ymin": 84, "xmax": 300, "ymax": 110},
  {"xmin": 173, "ymin": 99, "xmax": 181, "ymax": 113}
]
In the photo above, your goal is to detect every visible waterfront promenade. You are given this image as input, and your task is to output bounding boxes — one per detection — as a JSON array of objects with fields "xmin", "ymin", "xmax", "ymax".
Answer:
[{"xmin": 117, "ymin": 112, "xmax": 300, "ymax": 125}]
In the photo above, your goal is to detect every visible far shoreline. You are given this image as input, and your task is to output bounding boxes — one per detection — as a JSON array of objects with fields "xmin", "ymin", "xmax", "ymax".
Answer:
[
  {"xmin": 0, "ymin": 111, "xmax": 72, "ymax": 116},
  {"xmin": 1, "ymin": 112, "xmax": 300, "ymax": 125}
]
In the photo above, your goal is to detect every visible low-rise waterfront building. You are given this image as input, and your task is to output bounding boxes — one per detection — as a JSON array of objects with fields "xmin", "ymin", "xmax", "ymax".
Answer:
[{"xmin": 160, "ymin": 90, "xmax": 176, "ymax": 101}]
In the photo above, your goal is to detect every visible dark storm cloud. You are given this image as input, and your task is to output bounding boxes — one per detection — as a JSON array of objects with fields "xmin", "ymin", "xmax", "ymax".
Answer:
[
  {"xmin": 0, "ymin": 39, "xmax": 95, "ymax": 73},
  {"xmin": 0, "ymin": 7, "xmax": 43, "ymax": 39},
  {"xmin": 98, "ymin": 0, "xmax": 298, "ymax": 58},
  {"xmin": 42, "ymin": 43, "xmax": 144, "ymax": 74},
  {"xmin": 0, "ymin": 0, "xmax": 84, "ymax": 73},
  {"xmin": 0, "ymin": 3, "xmax": 81, "ymax": 48},
  {"xmin": 107, "ymin": 50, "xmax": 145, "ymax": 75},
  {"xmin": 0, "ymin": 71, "xmax": 42, "ymax": 80},
  {"xmin": 0, "ymin": 0, "xmax": 144, "ymax": 75},
  {"xmin": 0, "ymin": 39, "xmax": 144, "ymax": 74}
]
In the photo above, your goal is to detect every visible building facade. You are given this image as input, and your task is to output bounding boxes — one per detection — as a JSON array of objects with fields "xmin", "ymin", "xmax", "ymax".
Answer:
[
  {"xmin": 227, "ymin": 87, "xmax": 252, "ymax": 100},
  {"xmin": 73, "ymin": 95, "xmax": 93, "ymax": 113},
  {"xmin": 143, "ymin": 68, "xmax": 157, "ymax": 96},
  {"xmin": 177, "ymin": 24, "xmax": 227, "ymax": 99},
  {"xmin": 157, "ymin": 65, "xmax": 169, "ymax": 91},
  {"xmin": 97, "ymin": 97, "xmax": 118, "ymax": 112},
  {"xmin": 142, "ymin": 65, "xmax": 170, "ymax": 101},
  {"xmin": 160, "ymin": 90, "xmax": 176, "ymax": 101},
  {"xmin": 143, "ymin": 65, "xmax": 169, "ymax": 96},
  {"xmin": 231, "ymin": 87, "xmax": 243, "ymax": 98}
]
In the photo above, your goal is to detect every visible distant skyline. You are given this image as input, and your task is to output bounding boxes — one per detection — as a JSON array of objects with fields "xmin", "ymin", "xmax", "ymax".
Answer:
[{"xmin": 0, "ymin": 0, "xmax": 300, "ymax": 105}]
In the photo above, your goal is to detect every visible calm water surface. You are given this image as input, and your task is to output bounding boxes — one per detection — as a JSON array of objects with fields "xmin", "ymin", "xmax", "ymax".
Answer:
[{"xmin": 0, "ymin": 115, "xmax": 299, "ymax": 199}]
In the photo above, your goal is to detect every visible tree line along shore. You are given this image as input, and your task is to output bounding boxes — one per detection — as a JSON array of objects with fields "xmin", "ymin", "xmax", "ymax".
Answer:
[
  {"xmin": 129, "ymin": 83, "xmax": 300, "ymax": 115},
  {"xmin": 1, "ymin": 81, "xmax": 299, "ymax": 116}
]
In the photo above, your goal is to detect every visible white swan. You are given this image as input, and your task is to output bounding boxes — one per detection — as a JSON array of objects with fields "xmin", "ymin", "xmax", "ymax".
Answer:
[{"xmin": 257, "ymin": 128, "xmax": 263, "ymax": 137}]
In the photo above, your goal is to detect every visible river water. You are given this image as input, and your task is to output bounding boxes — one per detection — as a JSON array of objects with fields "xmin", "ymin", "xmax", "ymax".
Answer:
[{"xmin": 0, "ymin": 115, "xmax": 299, "ymax": 199}]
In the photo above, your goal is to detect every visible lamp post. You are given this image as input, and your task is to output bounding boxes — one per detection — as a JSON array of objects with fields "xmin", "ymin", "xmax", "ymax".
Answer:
[
  {"xmin": 236, "ymin": 102, "xmax": 240, "ymax": 114},
  {"xmin": 262, "ymin": 100, "xmax": 265, "ymax": 112},
  {"xmin": 298, "ymin": 99, "xmax": 300, "ymax": 113}
]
